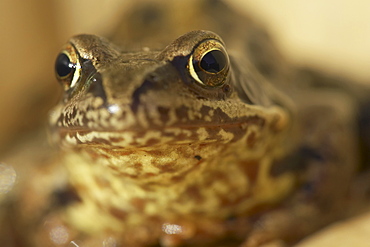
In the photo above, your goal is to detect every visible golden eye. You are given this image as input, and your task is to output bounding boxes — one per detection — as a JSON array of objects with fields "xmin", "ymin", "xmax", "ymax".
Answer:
[
  {"xmin": 55, "ymin": 44, "xmax": 82, "ymax": 90},
  {"xmin": 188, "ymin": 39, "xmax": 229, "ymax": 87}
]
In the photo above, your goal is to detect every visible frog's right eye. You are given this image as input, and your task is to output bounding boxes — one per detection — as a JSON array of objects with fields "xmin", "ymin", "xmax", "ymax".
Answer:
[
  {"xmin": 188, "ymin": 39, "xmax": 229, "ymax": 88},
  {"xmin": 55, "ymin": 45, "xmax": 82, "ymax": 90}
]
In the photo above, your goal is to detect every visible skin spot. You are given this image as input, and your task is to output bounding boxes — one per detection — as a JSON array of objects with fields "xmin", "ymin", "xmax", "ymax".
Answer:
[
  {"xmin": 70, "ymin": 106, "xmax": 78, "ymax": 119},
  {"xmin": 194, "ymin": 155, "xmax": 202, "ymax": 160},
  {"xmin": 53, "ymin": 186, "xmax": 81, "ymax": 207},
  {"xmin": 222, "ymin": 84, "xmax": 231, "ymax": 93},
  {"xmin": 203, "ymin": 170, "xmax": 227, "ymax": 187},
  {"xmin": 142, "ymin": 172, "xmax": 156, "ymax": 178},
  {"xmin": 146, "ymin": 138, "xmax": 160, "ymax": 146},
  {"xmin": 109, "ymin": 137, "xmax": 124, "ymax": 143},
  {"xmin": 152, "ymin": 162, "xmax": 178, "ymax": 174},
  {"xmin": 131, "ymin": 162, "xmax": 143, "ymax": 174},
  {"xmin": 118, "ymin": 111, "xmax": 127, "ymax": 121},
  {"xmin": 175, "ymin": 105, "xmax": 189, "ymax": 120},
  {"xmin": 130, "ymin": 198, "xmax": 147, "ymax": 212},
  {"xmin": 183, "ymin": 185, "xmax": 204, "ymax": 203},
  {"xmin": 94, "ymin": 176, "xmax": 111, "ymax": 189},
  {"xmin": 109, "ymin": 206, "xmax": 128, "ymax": 220},
  {"xmin": 157, "ymin": 106, "xmax": 170, "ymax": 124},
  {"xmin": 211, "ymin": 107, "xmax": 230, "ymax": 123},
  {"xmin": 246, "ymin": 132, "xmax": 257, "ymax": 148},
  {"xmin": 240, "ymin": 160, "xmax": 260, "ymax": 184}
]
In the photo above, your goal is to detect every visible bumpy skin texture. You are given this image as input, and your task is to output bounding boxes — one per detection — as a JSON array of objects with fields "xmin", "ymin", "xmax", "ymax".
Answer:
[{"xmin": 1, "ymin": 1, "xmax": 369, "ymax": 247}]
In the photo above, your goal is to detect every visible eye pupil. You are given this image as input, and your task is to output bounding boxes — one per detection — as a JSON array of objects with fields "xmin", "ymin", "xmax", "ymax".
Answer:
[
  {"xmin": 55, "ymin": 53, "xmax": 75, "ymax": 78},
  {"xmin": 200, "ymin": 50, "xmax": 226, "ymax": 73}
]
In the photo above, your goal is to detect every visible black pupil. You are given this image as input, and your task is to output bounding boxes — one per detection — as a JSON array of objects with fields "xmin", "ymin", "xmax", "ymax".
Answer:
[
  {"xmin": 200, "ymin": 50, "xmax": 226, "ymax": 73},
  {"xmin": 55, "ymin": 53, "xmax": 74, "ymax": 77}
]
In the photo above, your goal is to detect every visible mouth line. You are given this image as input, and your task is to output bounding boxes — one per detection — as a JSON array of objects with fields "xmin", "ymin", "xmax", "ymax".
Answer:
[{"xmin": 55, "ymin": 116, "xmax": 267, "ymax": 135}]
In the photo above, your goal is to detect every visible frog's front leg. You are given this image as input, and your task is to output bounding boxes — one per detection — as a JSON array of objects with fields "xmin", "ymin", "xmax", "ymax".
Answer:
[{"xmin": 241, "ymin": 90, "xmax": 358, "ymax": 247}]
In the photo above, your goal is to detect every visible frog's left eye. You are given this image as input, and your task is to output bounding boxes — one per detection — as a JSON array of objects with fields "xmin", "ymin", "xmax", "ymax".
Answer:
[
  {"xmin": 188, "ymin": 39, "xmax": 229, "ymax": 87},
  {"xmin": 55, "ymin": 44, "xmax": 82, "ymax": 90}
]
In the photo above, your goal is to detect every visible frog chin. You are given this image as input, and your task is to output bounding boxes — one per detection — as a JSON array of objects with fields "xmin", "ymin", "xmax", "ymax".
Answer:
[
  {"xmin": 57, "ymin": 100, "xmax": 295, "ymax": 227},
  {"xmin": 61, "ymin": 115, "xmax": 295, "ymax": 232}
]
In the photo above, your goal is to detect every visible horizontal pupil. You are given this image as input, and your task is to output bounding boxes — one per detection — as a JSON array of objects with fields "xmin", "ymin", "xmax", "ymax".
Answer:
[
  {"xmin": 55, "ymin": 53, "xmax": 74, "ymax": 78},
  {"xmin": 200, "ymin": 50, "xmax": 226, "ymax": 73}
]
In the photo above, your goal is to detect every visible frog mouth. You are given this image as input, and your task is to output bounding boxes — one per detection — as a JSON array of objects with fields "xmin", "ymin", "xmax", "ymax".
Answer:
[
  {"xmin": 51, "ymin": 92, "xmax": 288, "ymax": 148},
  {"xmin": 52, "ymin": 110, "xmax": 289, "ymax": 150}
]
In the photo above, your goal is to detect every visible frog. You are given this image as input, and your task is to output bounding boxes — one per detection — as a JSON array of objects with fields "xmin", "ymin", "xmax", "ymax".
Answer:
[{"xmin": 1, "ymin": 0, "xmax": 370, "ymax": 247}]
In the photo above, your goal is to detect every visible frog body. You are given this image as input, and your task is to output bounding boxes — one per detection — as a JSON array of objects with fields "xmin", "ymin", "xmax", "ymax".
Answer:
[{"xmin": 2, "ymin": 1, "xmax": 370, "ymax": 247}]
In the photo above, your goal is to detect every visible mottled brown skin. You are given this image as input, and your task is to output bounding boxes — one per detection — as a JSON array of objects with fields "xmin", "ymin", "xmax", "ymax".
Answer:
[{"xmin": 2, "ymin": 1, "xmax": 370, "ymax": 247}]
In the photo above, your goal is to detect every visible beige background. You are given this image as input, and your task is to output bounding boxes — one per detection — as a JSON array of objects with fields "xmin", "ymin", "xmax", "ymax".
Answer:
[{"xmin": 0, "ymin": 0, "xmax": 370, "ymax": 245}]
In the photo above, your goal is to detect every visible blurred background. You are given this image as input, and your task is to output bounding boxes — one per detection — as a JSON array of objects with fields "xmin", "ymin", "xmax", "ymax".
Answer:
[{"xmin": 1, "ymin": 0, "xmax": 369, "ymax": 152}]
